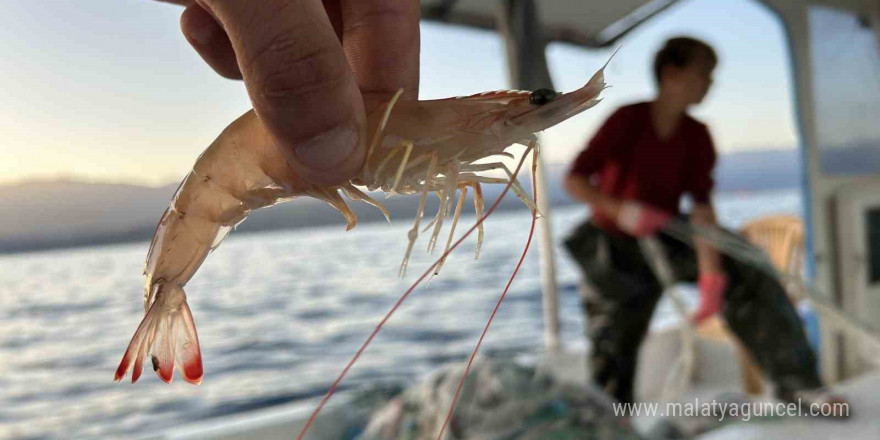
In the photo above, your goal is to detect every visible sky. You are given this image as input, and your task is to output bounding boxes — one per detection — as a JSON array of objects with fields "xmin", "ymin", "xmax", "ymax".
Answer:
[{"xmin": 0, "ymin": 0, "xmax": 798, "ymax": 186}]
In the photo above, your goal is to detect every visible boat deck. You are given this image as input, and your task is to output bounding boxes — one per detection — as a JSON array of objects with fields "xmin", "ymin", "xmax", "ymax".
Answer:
[
  {"xmin": 153, "ymin": 325, "xmax": 879, "ymax": 440},
  {"xmin": 547, "ymin": 327, "xmax": 878, "ymax": 439}
]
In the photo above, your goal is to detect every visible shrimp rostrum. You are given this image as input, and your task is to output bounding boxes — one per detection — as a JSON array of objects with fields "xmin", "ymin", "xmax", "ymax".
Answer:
[{"xmin": 114, "ymin": 64, "xmax": 608, "ymax": 384}]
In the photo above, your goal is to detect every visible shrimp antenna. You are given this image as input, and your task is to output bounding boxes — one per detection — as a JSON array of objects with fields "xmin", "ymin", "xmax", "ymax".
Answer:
[
  {"xmin": 605, "ymin": 45, "xmax": 622, "ymax": 69},
  {"xmin": 436, "ymin": 141, "xmax": 539, "ymax": 440},
  {"xmin": 295, "ymin": 141, "xmax": 535, "ymax": 440},
  {"xmin": 586, "ymin": 45, "xmax": 622, "ymax": 89}
]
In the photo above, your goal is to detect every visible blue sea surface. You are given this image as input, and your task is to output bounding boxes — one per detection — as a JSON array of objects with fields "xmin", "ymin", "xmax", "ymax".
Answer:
[{"xmin": 0, "ymin": 189, "xmax": 801, "ymax": 440}]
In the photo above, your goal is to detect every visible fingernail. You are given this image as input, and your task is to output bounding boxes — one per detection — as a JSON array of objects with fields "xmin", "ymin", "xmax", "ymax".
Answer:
[
  {"xmin": 192, "ymin": 28, "xmax": 215, "ymax": 47},
  {"xmin": 293, "ymin": 125, "xmax": 359, "ymax": 171},
  {"xmin": 185, "ymin": 7, "xmax": 219, "ymax": 47}
]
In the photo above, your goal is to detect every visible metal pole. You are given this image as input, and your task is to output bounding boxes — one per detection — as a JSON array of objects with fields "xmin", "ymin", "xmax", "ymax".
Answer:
[
  {"xmin": 870, "ymin": 0, "xmax": 880, "ymax": 57},
  {"xmin": 496, "ymin": 0, "xmax": 560, "ymax": 352}
]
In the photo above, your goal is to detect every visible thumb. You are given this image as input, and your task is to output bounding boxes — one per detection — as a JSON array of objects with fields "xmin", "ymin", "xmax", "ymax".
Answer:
[{"xmin": 195, "ymin": 0, "xmax": 365, "ymax": 186}]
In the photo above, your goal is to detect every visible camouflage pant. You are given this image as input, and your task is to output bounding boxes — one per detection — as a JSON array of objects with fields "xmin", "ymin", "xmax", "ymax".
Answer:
[{"xmin": 564, "ymin": 220, "xmax": 822, "ymax": 404}]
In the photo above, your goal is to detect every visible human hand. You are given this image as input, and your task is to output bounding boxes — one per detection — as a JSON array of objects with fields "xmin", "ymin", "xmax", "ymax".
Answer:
[
  {"xmin": 614, "ymin": 200, "xmax": 671, "ymax": 237},
  {"xmin": 159, "ymin": 0, "xmax": 420, "ymax": 186},
  {"xmin": 692, "ymin": 271, "xmax": 727, "ymax": 325}
]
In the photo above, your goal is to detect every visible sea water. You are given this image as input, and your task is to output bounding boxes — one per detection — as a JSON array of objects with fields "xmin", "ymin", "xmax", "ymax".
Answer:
[{"xmin": 0, "ymin": 190, "xmax": 802, "ymax": 440}]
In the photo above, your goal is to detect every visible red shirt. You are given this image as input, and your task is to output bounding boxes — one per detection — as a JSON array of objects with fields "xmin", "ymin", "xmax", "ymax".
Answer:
[{"xmin": 569, "ymin": 102, "xmax": 717, "ymax": 230}]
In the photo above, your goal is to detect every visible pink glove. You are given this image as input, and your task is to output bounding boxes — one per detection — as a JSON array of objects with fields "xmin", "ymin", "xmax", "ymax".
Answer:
[
  {"xmin": 692, "ymin": 272, "xmax": 728, "ymax": 325},
  {"xmin": 615, "ymin": 201, "xmax": 671, "ymax": 237}
]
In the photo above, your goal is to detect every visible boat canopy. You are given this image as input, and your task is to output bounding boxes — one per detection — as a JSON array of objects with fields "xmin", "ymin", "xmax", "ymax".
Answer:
[
  {"xmin": 421, "ymin": 0, "xmax": 678, "ymax": 47},
  {"xmin": 420, "ymin": 0, "xmax": 876, "ymax": 48}
]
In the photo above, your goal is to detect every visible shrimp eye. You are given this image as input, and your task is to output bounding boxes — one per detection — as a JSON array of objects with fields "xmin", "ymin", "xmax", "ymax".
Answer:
[{"xmin": 529, "ymin": 88, "xmax": 558, "ymax": 105}]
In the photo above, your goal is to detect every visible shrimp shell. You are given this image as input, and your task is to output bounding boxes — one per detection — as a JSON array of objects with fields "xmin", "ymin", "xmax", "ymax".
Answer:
[{"xmin": 114, "ymin": 63, "xmax": 608, "ymax": 384}]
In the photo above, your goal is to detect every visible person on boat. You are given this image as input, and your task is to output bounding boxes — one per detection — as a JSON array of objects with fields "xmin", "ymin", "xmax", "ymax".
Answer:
[{"xmin": 563, "ymin": 36, "xmax": 844, "ymax": 410}]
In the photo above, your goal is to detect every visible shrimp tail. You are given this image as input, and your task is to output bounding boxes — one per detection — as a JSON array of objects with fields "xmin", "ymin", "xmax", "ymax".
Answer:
[{"xmin": 115, "ymin": 284, "xmax": 203, "ymax": 384}]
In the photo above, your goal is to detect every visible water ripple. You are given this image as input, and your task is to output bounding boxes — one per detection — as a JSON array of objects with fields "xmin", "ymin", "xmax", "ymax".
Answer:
[{"xmin": 0, "ymin": 194, "xmax": 803, "ymax": 440}]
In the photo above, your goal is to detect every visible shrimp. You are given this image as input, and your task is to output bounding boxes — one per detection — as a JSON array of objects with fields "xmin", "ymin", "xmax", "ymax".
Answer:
[{"xmin": 113, "ymin": 62, "xmax": 608, "ymax": 385}]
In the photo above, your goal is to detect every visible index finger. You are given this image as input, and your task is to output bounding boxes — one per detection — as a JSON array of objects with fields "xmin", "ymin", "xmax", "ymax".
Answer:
[
  {"xmin": 340, "ymin": 0, "xmax": 420, "ymax": 102},
  {"xmin": 198, "ymin": 0, "xmax": 366, "ymax": 186}
]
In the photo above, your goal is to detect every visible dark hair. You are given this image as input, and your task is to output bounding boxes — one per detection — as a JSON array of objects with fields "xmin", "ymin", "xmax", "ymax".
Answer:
[{"xmin": 653, "ymin": 37, "xmax": 717, "ymax": 83}]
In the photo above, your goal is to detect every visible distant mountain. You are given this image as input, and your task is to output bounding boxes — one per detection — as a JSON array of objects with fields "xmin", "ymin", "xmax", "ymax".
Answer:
[
  {"xmin": 818, "ymin": 143, "xmax": 880, "ymax": 175},
  {"xmin": 0, "ymin": 179, "xmax": 526, "ymax": 254},
  {"xmin": 0, "ymin": 180, "xmax": 178, "ymax": 253},
  {"xmin": 714, "ymin": 148, "xmax": 802, "ymax": 192},
  {"xmin": 0, "ymin": 148, "xmax": 809, "ymax": 254}
]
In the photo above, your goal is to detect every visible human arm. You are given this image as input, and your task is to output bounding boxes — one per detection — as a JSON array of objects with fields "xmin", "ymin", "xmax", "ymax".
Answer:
[
  {"xmin": 563, "ymin": 109, "xmax": 624, "ymax": 215},
  {"xmin": 563, "ymin": 173, "xmax": 622, "ymax": 219},
  {"xmin": 691, "ymin": 202, "xmax": 727, "ymax": 324},
  {"xmin": 692, "ymin": 203, "xmax": 723, "ymax": 274},
  {"xmin": 688, "ymin": 127, "xmax": 726, "ymax": 323},
  {"xmin": 564, "ymin": 165, "xmax": 670, "ymax": 237},
  {"xmin": 564, "ymin": 107, "xmax": 671, "ymax": 236}
]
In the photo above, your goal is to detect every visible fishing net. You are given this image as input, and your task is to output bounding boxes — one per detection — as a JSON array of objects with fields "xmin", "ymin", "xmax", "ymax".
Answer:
[{"xmin": 355, "ymin": 357, "xmax": 642, "ymax": 440}]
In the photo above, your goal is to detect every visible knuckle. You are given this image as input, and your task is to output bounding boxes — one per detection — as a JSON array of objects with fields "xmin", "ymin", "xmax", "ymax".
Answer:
[
  {"xmin": 344, "ymin": 6, "xmax": 410, "ymax": 33},
  {"xmin": 248, "ymin": 32, "xmax": 348, "ymax": 101}
]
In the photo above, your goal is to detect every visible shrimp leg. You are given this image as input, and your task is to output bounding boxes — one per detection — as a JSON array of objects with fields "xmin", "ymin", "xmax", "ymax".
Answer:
[
  {"xmin": 427, "ymin": 162, "xmax": 460, "ymax": 254},
  {"xmin": 434, "ymin": 187, "xmax": 468, "ymax": 276},
  {"xmin": 472, "ymin": 182, "xmax": 485, "ymax": 259},
  {"xmin": 390, "ymin": 141, "xmax": 414, "ymax": 194},
  {"xmin": 399, "ymin": 153, "xmax": 439, "ymax": 277},
  {"xmin": 461, "ymin": 161, "xmax": 539, "ymax": 215},
  {"xmin": 340, "ymin": 184, "xmax": 391, "ymax": 223}
]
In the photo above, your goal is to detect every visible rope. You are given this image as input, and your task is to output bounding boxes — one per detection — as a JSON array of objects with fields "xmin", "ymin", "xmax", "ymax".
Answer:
[
  {"xmin": 638, "ymin": 236, "xmax": 697, "ymax": 402},
  {"xmin": 634, "ymin": 218, "xmax": 880, "ymax": 401},
  {"xmin": 661, "ymin": 218, "xmax": 880, "ymax": 354}
]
